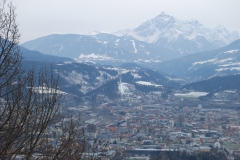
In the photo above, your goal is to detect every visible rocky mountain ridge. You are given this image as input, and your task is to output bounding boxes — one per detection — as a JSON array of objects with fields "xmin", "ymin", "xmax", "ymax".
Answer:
[{"xmin": 115, "ymin": 12, "xmax": 239, "ymax": 54}]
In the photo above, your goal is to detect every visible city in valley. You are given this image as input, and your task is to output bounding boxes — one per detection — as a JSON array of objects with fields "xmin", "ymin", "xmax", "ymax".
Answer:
[
  {"xmin": 2, "ymin": 1, "xmax": 240, "ymax": 159},
  {"xmin": 60, "ymin": 83, "xmax": 240, "ymax": 160}
]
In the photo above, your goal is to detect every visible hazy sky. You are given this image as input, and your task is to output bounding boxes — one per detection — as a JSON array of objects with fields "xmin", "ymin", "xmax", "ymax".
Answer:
[{"xmin": 10, "ymin": 0, "xmax": 240, "ymax": 43}]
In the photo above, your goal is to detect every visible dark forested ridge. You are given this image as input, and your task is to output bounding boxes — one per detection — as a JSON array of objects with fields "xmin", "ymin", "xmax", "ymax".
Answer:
[{"xmin": 182, "ymin": 74, "xmax": 240, "ymax": 92}]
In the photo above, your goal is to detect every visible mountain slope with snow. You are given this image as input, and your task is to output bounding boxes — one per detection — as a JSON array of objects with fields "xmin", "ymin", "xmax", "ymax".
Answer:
[
  {"xmin": 152, "ymin": 39, "xmax": 240, "ymax": 82},
  {"xmin": 21, "ymin": 33, "xmax": 178, "ymax": 62},
  {"xmin": 22, "ymin": 60, "xmax": 179, "ymax": 99}
]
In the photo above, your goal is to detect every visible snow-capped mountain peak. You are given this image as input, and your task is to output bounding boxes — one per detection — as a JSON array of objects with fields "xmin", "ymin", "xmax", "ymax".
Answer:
[
  {"xmin": 124, "ymin": 12, "xmax": 239, "ymax": 53},
  {"xmin": 152, "ymin": 12, "xmax": 175, "ymax": 24}
]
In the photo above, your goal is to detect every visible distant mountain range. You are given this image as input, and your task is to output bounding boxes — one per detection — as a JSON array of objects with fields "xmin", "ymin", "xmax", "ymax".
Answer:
[
  {"xmin": 19, "ymin": 42, "xmax": 240, "ymax": 101},
  {"xmin": 21, "ymin": 12, "xmax": 239, "ymax": 63},
  {"xmin": 152, "ymin": 39, "xmax": 240, "ymax": 82},
  {"xmin": 18, "ymin": 12, "xmax": 240, "ymax": 100},
  {"xmin": 21, "ymin": 33, "xmax": 177, "ymax": 63}
]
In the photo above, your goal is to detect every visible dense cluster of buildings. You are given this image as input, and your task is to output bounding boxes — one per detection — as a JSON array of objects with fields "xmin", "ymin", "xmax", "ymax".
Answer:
[{"xmin": 67, "ymin": 91, "xmax": 240, "ymax": 160}]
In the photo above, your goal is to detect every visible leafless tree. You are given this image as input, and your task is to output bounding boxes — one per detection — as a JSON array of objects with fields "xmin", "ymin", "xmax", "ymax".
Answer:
[
  {"xmin": 0, "ymin": 1, "xmax": 91, "ymax": 159},
  {"xmin": 40, "ymin": 114, "xmax": 86, "ymax": 160}
]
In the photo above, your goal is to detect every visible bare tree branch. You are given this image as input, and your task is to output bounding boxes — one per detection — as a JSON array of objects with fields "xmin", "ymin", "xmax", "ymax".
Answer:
[{"xmin": 0, "ymin": 1, "xmax": 89, "ymax": 159}]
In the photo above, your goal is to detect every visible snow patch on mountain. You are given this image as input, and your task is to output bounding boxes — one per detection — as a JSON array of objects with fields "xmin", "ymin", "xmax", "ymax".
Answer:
[
  {"xmin": 192, "ymin": 58, "xmax": 233, "ymax": 66},
  {"xmin": 216, "ymin": 67, "xmax": 240, "ymax": 72},
  {"xmin": 219, "ymin": 62, "xmax": 240, "ymax": 67},
  {"xmin": 166, "ymin": 77, "xmax": 185, "ymax": 82},
  {"xmin": 136, "ymin": 81, "xmax": 162, "ymax": 87},
  {"xmin": 188, "ymin": 57, "xmax": 236, "ymax": 71},
  {"xmin": 119, "ymin": 69, "xmax": 131, "ymax": 74},
  {"xmin": 130, "ymin": 40, "xmax": 137, "ymax": 53},
  {"xmin": 224, "ymin": 90, "xmax": 236, "ymax": 93},
  {"xmin": 131, "ymin": 71, "xmax": 141, "ymax": 79},
  {"xmin": 174, "ymin": 92, "xmax": 208, "ymax": 98},
  {"xmin": 193, "ymin": 58, "xmax": 217, "ymax": 65},
  {"xmin": 224, "ymin": 50, "xmax": 239, "ymax": 54},
  {"xmin": 78, "ymin": 53, "xmax": 113, "ymax": 60},
  {"xmin": 115, "ymin": 39, "xmax": 120, "ymax": 46},
  {"xmin": 134, "ymin": 59, "xmax": 161, "ymax": 63}
]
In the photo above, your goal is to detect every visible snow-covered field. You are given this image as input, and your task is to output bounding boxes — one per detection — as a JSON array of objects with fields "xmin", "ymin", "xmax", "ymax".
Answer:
[
  {"xmin": 31, "ymin": 86, "xmax": 67, "ymax": 95},
  {"xmin": 78, "ymin": 53, "xmax": 113, "ymax": 60},
  {"xmin": 136, "ymin": 81, "xmax": 162, "ymax": 87},
  {"xmin": 174, "ymin": 92, "xmax": 208, "ymax": 98}
]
